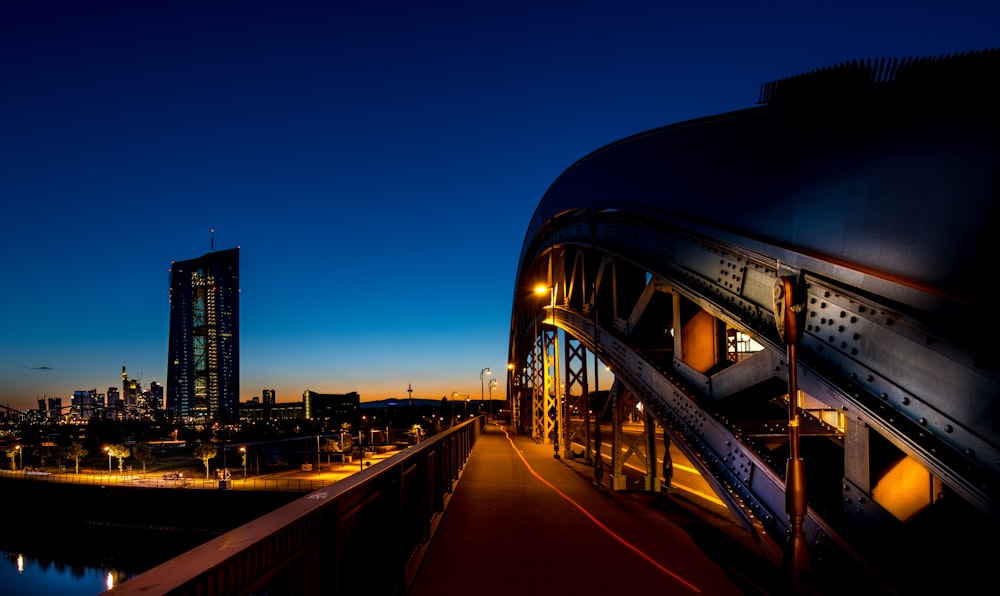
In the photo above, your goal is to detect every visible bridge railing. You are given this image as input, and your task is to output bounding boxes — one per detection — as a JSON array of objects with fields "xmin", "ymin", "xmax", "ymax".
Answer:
[{"xmin": 105, "ymin": 417, "xmax": 483, "ymax": 596}]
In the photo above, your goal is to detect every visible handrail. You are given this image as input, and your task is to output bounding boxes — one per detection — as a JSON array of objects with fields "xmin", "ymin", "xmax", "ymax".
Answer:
[{"xmin": 104, "ymin": 417, "xmax": 483, "ymax": 595}]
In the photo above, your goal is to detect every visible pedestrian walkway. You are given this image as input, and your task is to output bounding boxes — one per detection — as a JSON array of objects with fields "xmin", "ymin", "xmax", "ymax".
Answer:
[{"xmin": 407, "ymin": 422, "xmax": 781, "ymax": 595}]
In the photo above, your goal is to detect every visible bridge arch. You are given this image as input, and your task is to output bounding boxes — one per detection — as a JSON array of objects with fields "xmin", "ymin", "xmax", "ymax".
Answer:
[{"xmin": 507, "ymin": 50, "xmax": 1000, "ymax": 592}]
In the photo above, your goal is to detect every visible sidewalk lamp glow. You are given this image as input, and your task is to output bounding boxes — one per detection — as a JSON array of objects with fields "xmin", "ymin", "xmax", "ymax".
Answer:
[{"xmin": 104, "ymin": 446, "xmax": 111, "ymax": 474}]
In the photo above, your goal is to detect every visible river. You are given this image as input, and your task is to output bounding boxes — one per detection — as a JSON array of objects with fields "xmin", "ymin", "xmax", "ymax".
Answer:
[{"xmin": 0, "ymin": 550, "xmax": 136, "ymax": 596}]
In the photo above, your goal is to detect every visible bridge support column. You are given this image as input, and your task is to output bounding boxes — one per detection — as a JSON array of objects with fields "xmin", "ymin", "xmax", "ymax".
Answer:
[
  {"xmin": 563, "ymin": 337, "xmax": 589, "ymax": 460},
  {"xmin": 609, "ymin": 382, "xmax": 628, "ymax": 490},
  {"xmin": 643, "ymin": 409, "xmax": 660, "ymax": 492}
]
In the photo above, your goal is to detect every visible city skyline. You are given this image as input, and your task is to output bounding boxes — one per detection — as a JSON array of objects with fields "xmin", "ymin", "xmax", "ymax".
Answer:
[{"xmin": 2, "ymin": 1, "xmax": 998, "ymax": 413}]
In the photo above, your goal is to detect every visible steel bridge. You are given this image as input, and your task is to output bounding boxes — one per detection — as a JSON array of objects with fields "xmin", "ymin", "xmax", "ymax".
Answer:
[{"xmin": 507, "ymin": 50, "xmax": 1000, "ymax": 591}]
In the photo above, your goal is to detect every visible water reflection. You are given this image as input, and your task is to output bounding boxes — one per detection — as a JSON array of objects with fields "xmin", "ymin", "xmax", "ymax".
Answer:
[
  {"xmin": 2, "ymin": 549, "xmax": 136, "ymax": 596},
  {"xmin": 0, "ymin": 524, "xmax": 208, "ymax": 596}
]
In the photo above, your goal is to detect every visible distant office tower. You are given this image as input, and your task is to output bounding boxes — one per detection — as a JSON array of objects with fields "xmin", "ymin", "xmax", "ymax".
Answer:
[
  {"xmin": 107, "ymin": 387, "xmax": 120, "ymax": 411},
  {"xmin": 71, "ymin": 389, "xmax": 99, "ymax": 420},
  {"xmin": 167, "ymin": 246, "xmax": 240, "ymax": 422},
  {"xmin": 262, "ymin": 389, "xmax": 275, "ymax": 406},
  {"xmin": 262, "ymin": 388, "xmax": 275, "ymax": 419},
  {"xmin": 46, "ymin": 397, "xmax": 62, "ymax": 421},
  {"xmin": 148, "ymin": 380, "xmax": 163, "ymax": 411}
]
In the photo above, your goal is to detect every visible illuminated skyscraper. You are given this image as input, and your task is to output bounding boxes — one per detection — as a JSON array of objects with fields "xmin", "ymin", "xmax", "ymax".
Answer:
[{"xmin": 167, "ymin": 246, "xmax": 240, "ymax": 422}]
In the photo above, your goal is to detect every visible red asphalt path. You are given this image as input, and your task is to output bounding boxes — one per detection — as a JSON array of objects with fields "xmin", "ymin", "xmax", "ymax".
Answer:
[{"xmin": 408, "ymin": 422, "xmax": 752, "ymax": 595}]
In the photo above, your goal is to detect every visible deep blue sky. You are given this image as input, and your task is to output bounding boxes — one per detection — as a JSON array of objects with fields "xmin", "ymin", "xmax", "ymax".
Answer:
[{"xmin": 2, "ymin": 1, "xmax": 997, "ymax": 412}]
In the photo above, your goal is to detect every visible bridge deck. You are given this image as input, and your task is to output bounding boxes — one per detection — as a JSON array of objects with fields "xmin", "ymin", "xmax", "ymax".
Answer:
[{"xmin": 407, "ymin": 423, "xmax": 781, "ymax": 595}]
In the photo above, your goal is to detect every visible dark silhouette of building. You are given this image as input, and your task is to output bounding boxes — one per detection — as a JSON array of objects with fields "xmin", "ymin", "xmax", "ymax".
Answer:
[
  {"xmin": 167, "ymin": 246, "xmax": 240, "ymax": 423},
  {"xmin": 303, "ymin": 390, "xmax": 359, "ymax": 427}
]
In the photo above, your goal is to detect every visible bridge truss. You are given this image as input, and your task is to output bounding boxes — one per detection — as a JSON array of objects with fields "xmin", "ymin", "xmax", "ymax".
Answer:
[{"xmin": 507, "ymin": 50, "xmax": 1000, "ymax": 593}]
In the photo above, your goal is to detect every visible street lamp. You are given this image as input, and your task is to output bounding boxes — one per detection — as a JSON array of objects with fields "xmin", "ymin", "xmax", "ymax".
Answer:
[
  {"xmin": 15, "ymin": 445, "xmax": 21, "ymax": 470},
  {"xmin": 240, "ymin": 446, "xmax": 247, "ymax": 478},
  {"xmin": 480, "ymin": 367, "xmax": 491, "ymax": 418},
  {"xmin": 104, "ymin": 446, "xmax": 111, "ymax": 474},
  {"xmin": 452, "ymin": 392, "xmax": 470, "ymax": 418},
  {"xmin": 489, "ymin": 377, "xmax": 497, "ymax": 418}
]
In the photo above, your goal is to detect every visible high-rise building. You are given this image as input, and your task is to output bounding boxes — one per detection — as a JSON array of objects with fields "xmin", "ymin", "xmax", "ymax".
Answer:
[
  {"xmin": 148, "ymin": 380, "xmax": 163, "ymax": 411},
  {"xmin": 167, "ymin": 246, "xmax": 240, "ymax": 423},
  {"xmin": 262, "ymin": 388, "xmax": 275, "ymax": 420}
]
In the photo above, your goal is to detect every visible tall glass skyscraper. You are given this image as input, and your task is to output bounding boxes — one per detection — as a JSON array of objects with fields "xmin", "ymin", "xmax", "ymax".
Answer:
[{"xmin": 167, "ymin": 246, "xmax": 240, "ymax": 423}]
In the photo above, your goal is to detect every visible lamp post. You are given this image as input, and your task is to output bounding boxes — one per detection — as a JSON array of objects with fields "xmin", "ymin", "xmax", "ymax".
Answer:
[
  {"xmin": 452, "ymin": 392, "xmax": 470, "ymax": 418},
  {"xmin": 489, "ymin": 378, "xmax": 497, "ymax": 418},
  {"xmin": 480, "ymin": 367, "xmax": 491, "ymax": 418},
  {"xmin": 240, "ymin": 446, "xmax": 247, "ymax": 478},
  {"xmin": 105, "ymin": 446, "xmax": 111, "ymax": 475},
  {"xmin": 506, "ymin": 362, "xmax": 514, "ymax": 423},
  {"xmin": 15, "ymin": 445, "xmax": 21, "ymax": 470}
]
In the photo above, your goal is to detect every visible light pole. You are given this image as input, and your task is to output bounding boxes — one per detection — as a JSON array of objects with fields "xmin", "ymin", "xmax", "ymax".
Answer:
[
  {"xmin": 480, "ymin": 367, "xmax": 491, "ymax": 418},
  {"xmin": 105, "ymin": 446, "xmax": 111, "ymax": 475},
  {"xmin": 15, "ymin": 445, "xmax": 21, "ymax": 470},
  {"xmin": 452, "ymin": 392, "xmax": 470, "ymax": 418},
  {"xmin": 240, "ymin": 446, "xmax": 247, "ymax": 478},
  {"xmin": 489, "ymin": 378, "xmax": 497, "ymax": 418}
]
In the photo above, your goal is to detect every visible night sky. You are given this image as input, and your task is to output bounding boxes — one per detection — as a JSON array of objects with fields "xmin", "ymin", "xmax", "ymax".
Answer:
[{"xmin": 2, "ymin": 1, "xmax": 997, "ymax": 412}]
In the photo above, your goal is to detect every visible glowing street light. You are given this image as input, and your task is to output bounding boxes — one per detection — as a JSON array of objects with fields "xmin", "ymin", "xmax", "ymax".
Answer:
[
  {"xmin": 104, "ymin": 446, "xmax": 111, "ymax": 474},
  {"xmin": 480, "ymin": 367, "xmax": 491, "ymax": 418}
]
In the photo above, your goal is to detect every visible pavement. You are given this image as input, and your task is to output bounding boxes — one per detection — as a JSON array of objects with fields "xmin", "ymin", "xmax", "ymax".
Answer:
[{"xmin": 407, "ymin": 422, "xmax": 783, "ymax": 595}]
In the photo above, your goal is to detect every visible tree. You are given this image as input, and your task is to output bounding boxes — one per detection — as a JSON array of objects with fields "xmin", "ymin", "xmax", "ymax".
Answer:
[
  {"xmin": 132, "ymin": 442, "xmax": 154, "ymax": 475},
  {"xmin": 4, "ymin": 446, "xmax": 17, "ymax": 470},
  {"xmin": 339, "ymin": 423, "xmax": 354, "ymax": 453},
  {"xmin": 320, "ymin": 438, "xmax": 341, "ymax": 466},
  {"xmin": 108, "ymin": 444, "xmax": 130, "ymax": 473},
  {"xmin": 64, "ymin": 443, "xmax": 88, "ymax": 474},
  {"xmin": 193, "ymin": 443, "xmax": 218, "ymax": 479},
  {"xmin": 33, "ymin": 444, "xmax": 61, "ymax": 470},
  {"xmin": 407, "ymin": 424, "xmax": 425, "ymax": 444}
]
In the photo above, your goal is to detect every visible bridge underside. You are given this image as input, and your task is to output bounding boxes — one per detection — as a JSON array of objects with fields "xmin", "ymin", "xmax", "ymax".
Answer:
[{"xmin": 508, "ymin": 51, "xmax": 1000, "ymax": 593}]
